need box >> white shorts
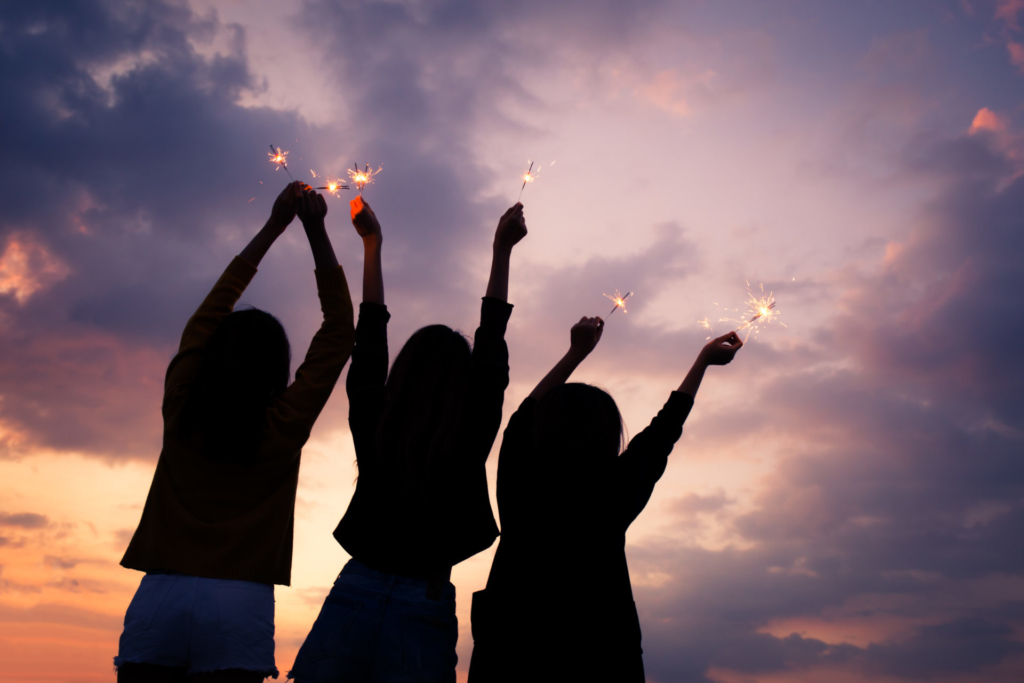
[114,571,278,677]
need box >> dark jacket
[468,391,694,682]
[333,298,513,576]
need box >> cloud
[0,512,49,529]
[1008,41,1024,71]
[969,107,1007,135]
[0,234,70,305]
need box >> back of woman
[289,200,529,683]
[469,318,744,683]
[115,184,356,682]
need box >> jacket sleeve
[611,391,694,528]
[264,265,356,452]
[346,302,391,466]
[458,297,514,464]
[163,256,258,416]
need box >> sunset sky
[2,0,1024,681]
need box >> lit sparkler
[348,163,381,195]
[518,160,536,202]
[268,144,294,181]
[604,290,632,316]
[712,282,786,342]
[314,179,349,195]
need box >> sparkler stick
[518,160,535,202]
[603,290,632,316]
[268,144,295,181]
[348,163,381,196]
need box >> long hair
[180,307,291,464]
[532,383,625,473]
[377,324,472,481]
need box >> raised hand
[350,196,382,243]
[569,316,604,359]
[700,332,743,366]
[296,186,328,226]
[268,181,303,231]
[494,203,527,252]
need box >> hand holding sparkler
[699,331,743,366]
[569,316,605,360]
[296,186,328,228]
[678,332,743,399]
[528,314,603,400]
[296,187,340,271]
[267,181,303,232]
[350,196,382,244]
[494,203,527,252]
[486,203,528,302]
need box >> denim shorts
[288,559,457,683]
[114,571,278,678]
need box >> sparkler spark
[348,163,381,195]
[268,144,294,181]
[518,160,537,202]
[709,282,786,342]
[314,179,350,196]
[603,290,632,316]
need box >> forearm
[485,245,512,302]
[677,355,709,399]
[303,220,339,271]
[529,349,586,401]
[239,219,285,267]
[362,237,384,305]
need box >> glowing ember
[711,282,786,342]
[698,316,714,340]
[268,144,294,181]
[316,178,349,196]
[603,289,632,316]
[348,163,381,195]
[518,160,537,201]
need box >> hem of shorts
[114,657,279,679]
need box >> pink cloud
[995,0,1024,31]
[0,233,70,305]
[968,107,1007,135]
[1008,41,1024,71]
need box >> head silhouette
[532,383,624,472]
[182,308,291,464]
[378,324,472,479]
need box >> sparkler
[348,163,381,195]
[314,179,349,195]
[603,290,632,316]
[268,145,295,181]
[707,282,786,342]
[518,160,536,202]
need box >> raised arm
[265,187,356,451]
[678,331,743,399]
[613,331,743,526]
[238,181,301,269]
[298,186,339,270]
[350,196,383,305]
[485,203,527,302]
[528,317,604,401]
[166,183,299,399]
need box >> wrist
[492,242,514,257]
[566,347,589,363]
[363,234,382,250]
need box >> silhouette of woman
[288,199,528,683]
[468,319,743,683]
[115,183,355,682]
